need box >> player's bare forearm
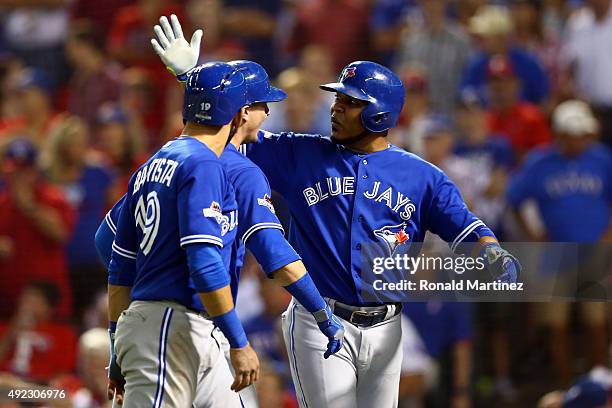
[108,284,132,322]
[198,285,236,317]
[270,260,307,286]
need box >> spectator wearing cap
[66,21,122,128]
[0,280,78,383]
[460,5,550,106]
[561,0,612,147]
[485,54,551,158]
[388,64,432,154]
[0,138,75,320]
[94,103,146,201]
[42,116,115,321]
[0,68,64,146]
[394,0,473,115]
[507,100,611,387]
[51,328,112,407]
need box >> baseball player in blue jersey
[99,15,345,407]
[106,61,256,407]
[146,15,521,408]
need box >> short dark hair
[26,280,61,308]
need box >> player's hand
[316,305,345,359]
[480,243,521,284]
[107,331,125,404]
[151,14,202,76]
[107,377,125,405]
[229,343,260,392]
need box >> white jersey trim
[112,241,137,259]
[450,220,485,253]
[180,234,224,248]
[241,222,284,245]
[105,212,117,234]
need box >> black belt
[332,303,402,328]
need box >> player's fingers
[190,29,203,52]
[159,15,175,42]
[170,14,184,39]
[153,25,170,49]
[151,39,165,57]
[231,372,245,392]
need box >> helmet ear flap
[372,112,389,124]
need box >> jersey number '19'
[135,191,161,255]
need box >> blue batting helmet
[183,62,248,126]
[229,60,287,105]
[320,61,405,133]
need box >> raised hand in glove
[479,243,521,284]
[151,14,202,77]
[314,305,345,359]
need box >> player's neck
[229,130,248,148]
[182,122,231,157]
[345,134,390,154]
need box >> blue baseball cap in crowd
[563,378,609,408]
[14,68,54,96]
[97,103,128,125]
[3,138,38,171]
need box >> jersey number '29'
[135,191,161,255]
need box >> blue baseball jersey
[507,144,612,242]
[109,137,238,311]
[222,143,295,301]
[105,143,297,304]
[247,131,494,305]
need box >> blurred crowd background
[0,0,611,407]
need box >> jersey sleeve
[177,159,228,248]
[246,130,325,195]
[233,165,284,245]
[427,172,495,253]
[506,162,537,209]
[108,189,138,286]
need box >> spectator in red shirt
[0,280,77,383]
[0,138,75,319]
[485,54,551,159]
[287,0,370,71]
[65,21,122,128]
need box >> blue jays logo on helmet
[374,223,410,256]
[339,67,357,82]
[229,60,287,105]
[320,61,405,133]
[183,62,248,126]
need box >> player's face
[330,93,368,144]
[244,102,270,143]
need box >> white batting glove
[151,14,202,76]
